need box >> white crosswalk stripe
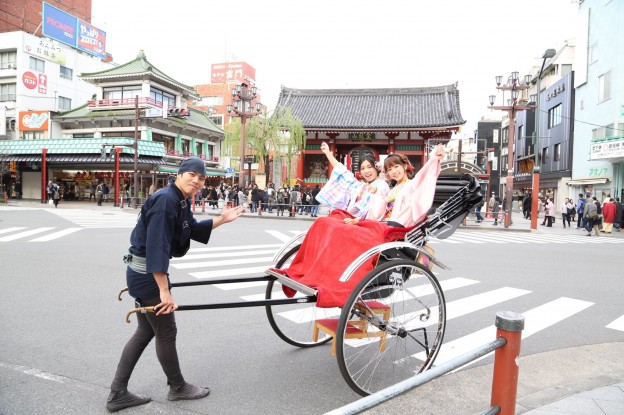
[47,209,139,228]
[0,227,83,242]
[0,227,55,242]
[606,315,624,332]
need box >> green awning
[0,137,165,157]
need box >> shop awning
[1,154,164,164]
[567,178,608,185]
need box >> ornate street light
[226,83,262,188]
[488,71,533,228]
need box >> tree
[223,107,305,185]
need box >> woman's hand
[433,144,446,159]
[366,184,378,194]
[343,217,360,225]
[320,141,339,167]
[320,141,330,155]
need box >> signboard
[42,2,77,48]
[211,62,256,84]
[76,20,106,59]
[244,155,256,164]
[21,71,47,95]
[19,111,50,131]
[348,146,375,174]
[225,167,236,173]
[145,108,163,117]
[23,36,66,65]
[22,71,38,89]
[42,2,106,58]
[590,139,624,160]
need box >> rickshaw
[121,173,483,396]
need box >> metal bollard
[258,201,262,215]
[120,196,124,210]
[291,204,296,216]
[202,198,205,212]
[490,311,524,415]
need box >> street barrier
[325,311,525,415]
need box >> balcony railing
[87,97,169,109]
[164,149,219,163]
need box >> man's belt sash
[123,252,147,274]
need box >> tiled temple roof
[276,84,465,130]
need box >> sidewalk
[3,199,623,414]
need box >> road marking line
[0,227,55,242]
[606,315,624,332]
[188,244,282,253]
[172,249,278,261]
[29,228,83,241]
[171,256,274,269]
[0,227,27,235]
[190,265,271,280]
[266,230,295,242]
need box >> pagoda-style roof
[80,50,198,99]
[276,84,466,130]
[54,104,224,136]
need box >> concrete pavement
[2,199,623,414]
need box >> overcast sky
[91,0,579,135]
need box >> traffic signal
[168,107,190,117]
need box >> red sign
[19,110,50,131]
[22,71,38,89]
[38,73,48,94]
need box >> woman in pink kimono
[271,145,446,308]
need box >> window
[554,143,561,161]
[23,131,44,140]
[0,83,16,101]
[542,147,549,164]
[209,115,223,126]
[60,66,73,80]
[598,71,611,102]
[103,85,142,100]
[589,42,598,64]
[58,96,71,111]
[73,133,94,138]
[150,87,176,109]
[548,104,562,128]
[181,140,190,155]
[0,51,16,69]
[196,142,203,156]
[29,56,45,72]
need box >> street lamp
[226,83,262,189]
[530,48,557,230]
[488,71,533,228]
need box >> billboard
[42,2,106,59]
[19,111,50,131]
[211,62,256,84]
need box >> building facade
[572,0,623,201]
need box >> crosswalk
[0,226,83,242]
[46,209,139,228]
[168,236,624,370]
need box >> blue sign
[42,2,77,48]
[225,168,236,173]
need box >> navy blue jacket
[127,184,213,300]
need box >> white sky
[91,0,579,135]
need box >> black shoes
[168,382,210,401]
[106,390,151,412]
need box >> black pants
[110,297,185,392]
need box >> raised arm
[321,141,339,168]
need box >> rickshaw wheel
[336,259,446,396]
[265,245,333,348]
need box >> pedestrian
[310,184,321,217]
[492,196,501,225]
[276,188,286,216]
[601,198,616,234]
[267,184,275,213]
[474,198,484,223]
[544,197,555,227]
[488,192,496,217]
[583,197,600,236]
[522,193,532,219]
[562,197,574,228]
[90,181,97,202]
[209,186,218,209]
[102,183,110,203]
[576,193,585,229]
[237,187,246,210]
[106,157,245,412]
[614,197,622,232]
[96,182,104,206]
[51,182,61,208]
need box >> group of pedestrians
[569,193,623,236]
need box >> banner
[42,2,77,48]
[19,111,50,131]
[76,20,106,58]
[23,36,66,65]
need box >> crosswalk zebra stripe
[171,256,274,269]
[28,228,83,242]
[266,230,295,242]
[0,227,55,242]
[188,244,282,253]
[189,265,272,280]
[172,249,278,261]
[0,227,27,235]
[420,297,594,366]
[606,315,624,332]
[250,277,481,324]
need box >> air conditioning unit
[7,63,15,69]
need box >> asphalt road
[0,207,622,414]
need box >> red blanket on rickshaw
[280,210,411,308]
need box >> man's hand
[212,204,245,229]
[154,290,178,316]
